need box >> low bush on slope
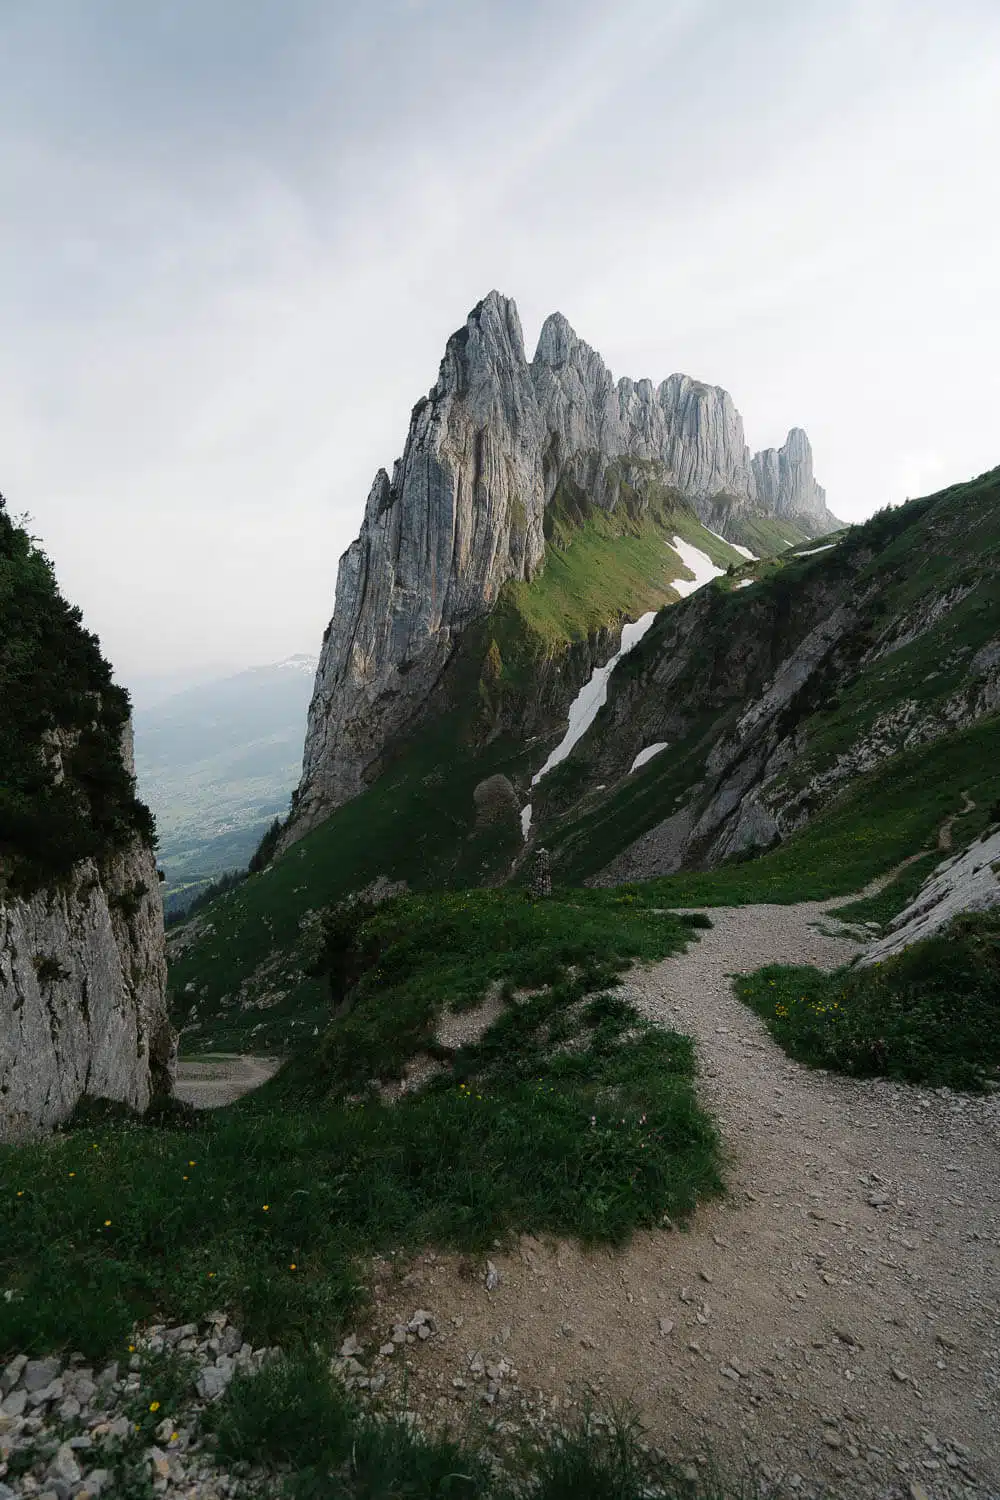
[737,911,1000,1091]
[0,892,720,1363]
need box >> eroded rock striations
[0,799,171,1139]
[289,292,837,840]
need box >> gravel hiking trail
[361,898,1000,1500]
[174,1054,280,1109]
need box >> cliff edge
[0,497,172,1136]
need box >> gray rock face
[0,732,172,1139]
[289,292,834,840]
[863,829,1000,964]
[752,427,834,524]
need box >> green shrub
[249,816,284,875]
[204,1348,355,1470]
[737,911,1000,1090]
[0,495,155,891]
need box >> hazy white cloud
[0,0,998,685]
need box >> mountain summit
[288,292,837,841]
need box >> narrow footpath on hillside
[360,898,1000,1500]
[174,1055,280,1109]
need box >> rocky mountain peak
[751,426,828,521]
[286,292,841,842]
[533,310,585,368]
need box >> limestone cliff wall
[0,838,172,1138]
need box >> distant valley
[131,655,316,914]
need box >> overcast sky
[2,0,998,688]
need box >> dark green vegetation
[0,496,154,893]
[132,658,315,914]
[738,912,1000,1091]
[1,892,719,1363]
[170,719,532,1053]
[205,1351,742,1500]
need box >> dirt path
[938,792,976,851]
[174,1054,281,1109]
[362,901,1000,1500]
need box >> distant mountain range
[132,655,316,914]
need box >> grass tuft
[736,911,1000,1091]
[203,1350,759,1498]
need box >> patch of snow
[520,803,532,840]
[670,537,726,598]
[705,527,757,561]
[735,579,754,589]
[796,543,836,557]
[531,612,657,785]
[629,742,668,774]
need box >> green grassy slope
[539,468,1000,884]
[487,474,745,690]
[738,910,1000,1091]
[726,511,814,556]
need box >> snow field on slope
[705,526,757,561]
[528,539,723,791]
[530,611,657,786]
[629,742,668,773]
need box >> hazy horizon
[2,0,998,682]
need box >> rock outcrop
[863,829,1000,964]
[0,496,173,1136]
[544,476,1000,889]
[289,292,836,841]
[751,427,829,521]
[0,836,172,1139]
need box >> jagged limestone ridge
[288,291,836,841]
